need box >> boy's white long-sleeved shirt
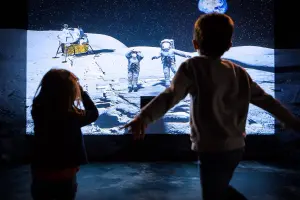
[139,56,296,152]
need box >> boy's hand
[152,56,158,60]
[120,116,147,140]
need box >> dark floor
[0,162,300,200]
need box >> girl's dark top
[31,91,99,170]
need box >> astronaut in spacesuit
[57,24,74,55]
[125,49,144,92]
[152,39,192,86]
[58,24,74,43]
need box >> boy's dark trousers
[31,175,77,200]
[199,147,247,200]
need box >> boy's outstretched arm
[247,72,300,131]
[139,62,193,125]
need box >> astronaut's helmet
[161,42,171,51]
[131,52,137,58]
[63,24,68,29]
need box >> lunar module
[53,24,95,63]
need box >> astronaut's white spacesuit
[58,24,74,44]
[125,49,144,92]
[152,39,191,86]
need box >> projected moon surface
[20,30,299,135]
[0,0,298,136]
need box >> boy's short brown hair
[194,13,234,57]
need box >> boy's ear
[192,40,199,50]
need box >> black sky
[28,0,274,51]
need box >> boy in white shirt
[122,13,300,200]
